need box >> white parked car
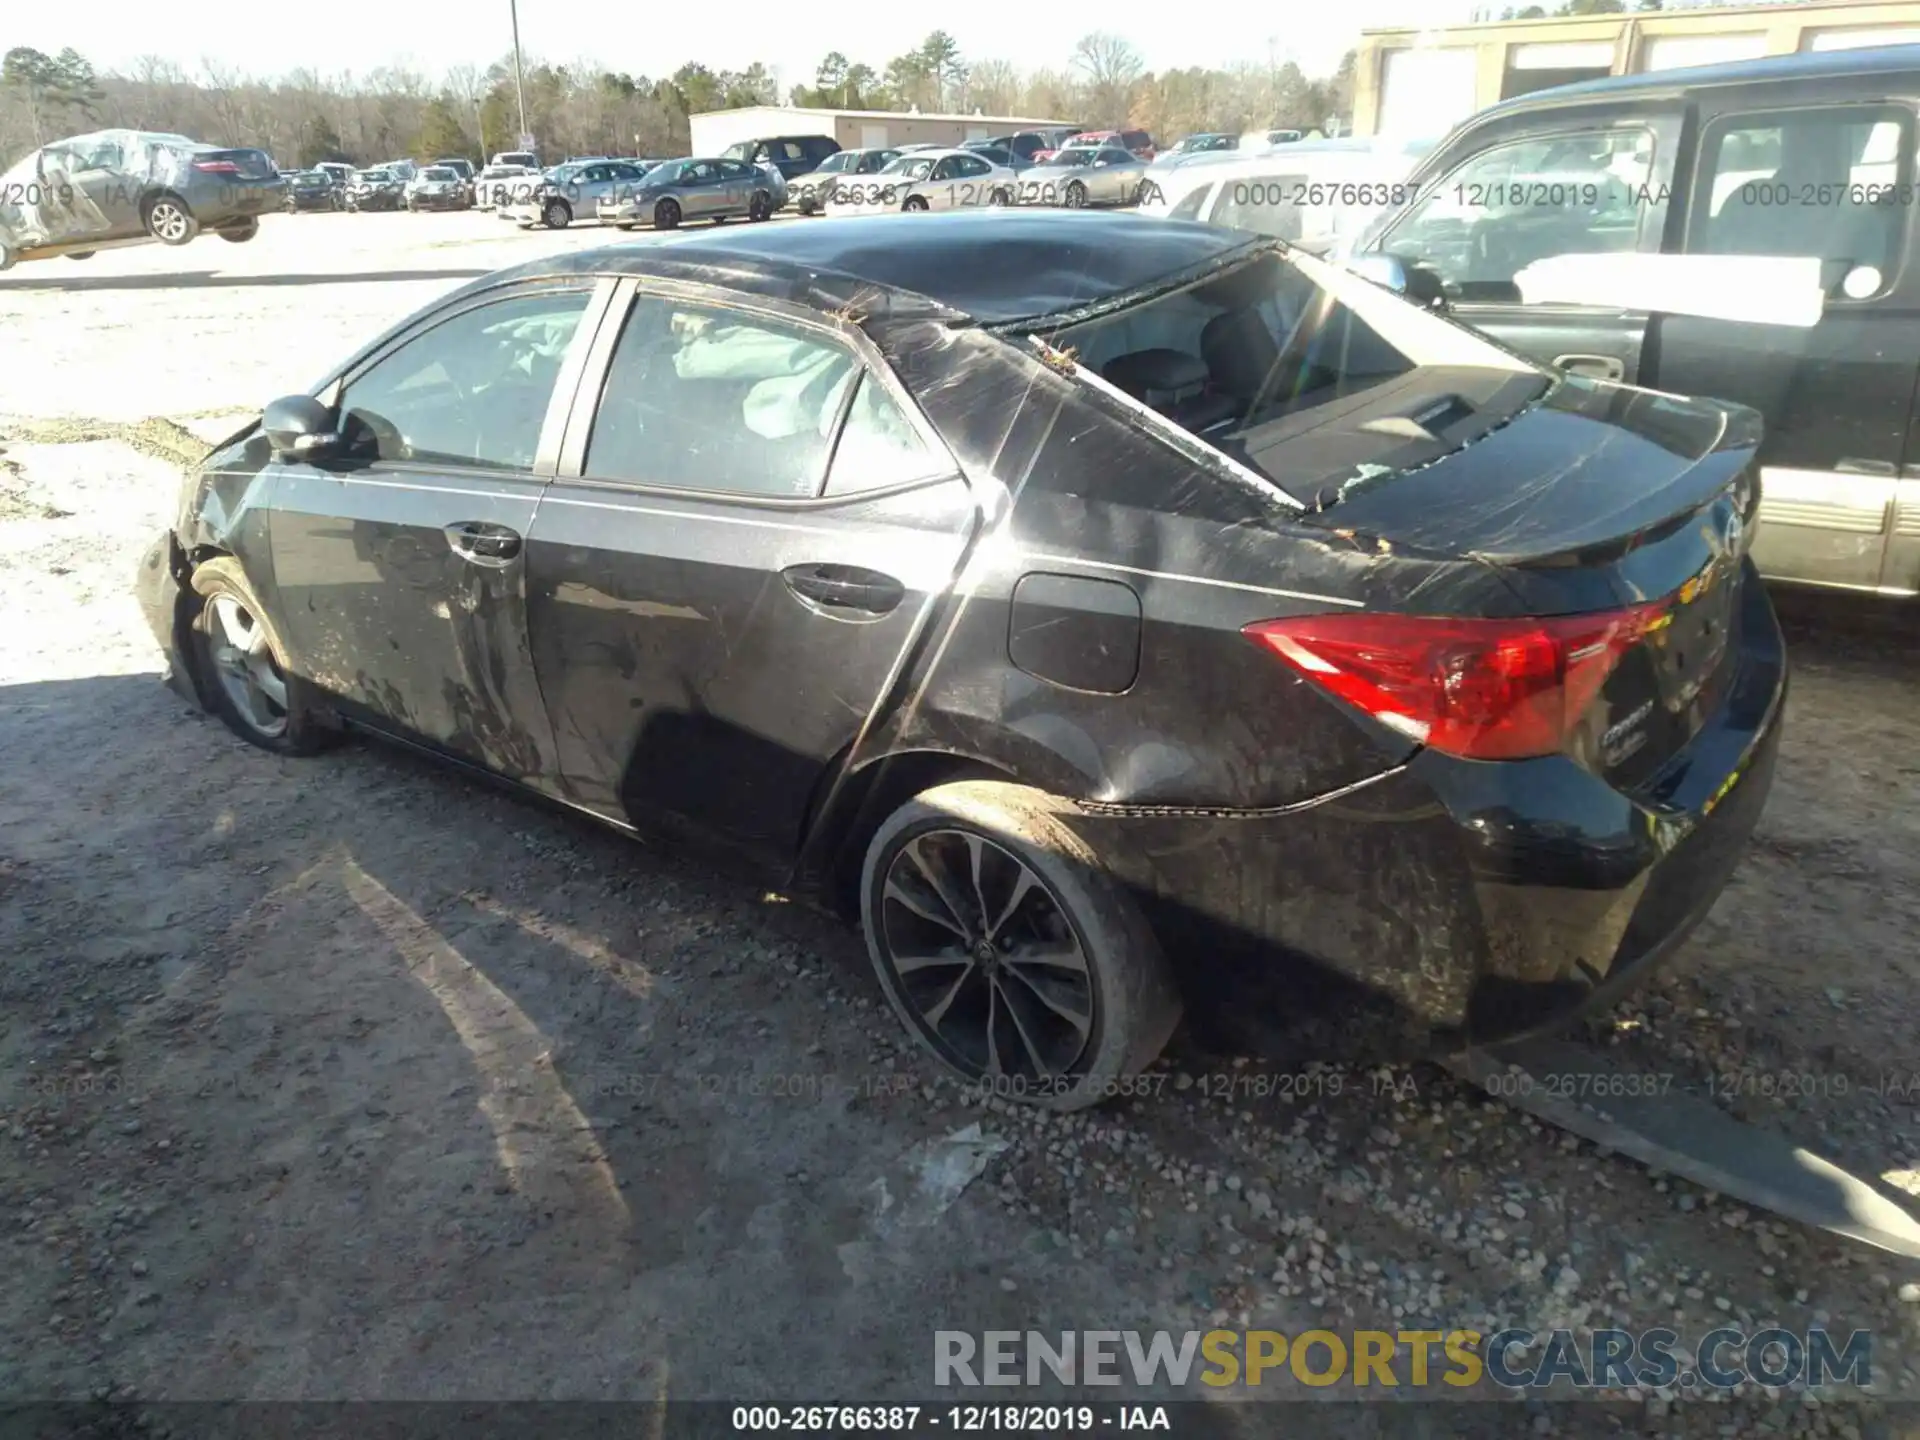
[1139,138,1435,258]
[823,147,1020,216]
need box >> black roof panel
[513,210,1260,323]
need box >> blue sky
[12,0,1483,88]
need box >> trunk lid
[1298,377,1765,791]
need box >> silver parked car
[789,146,902,215]
[1014,144,1148,209]
[501,159,655,229]
[822,147,1020,217]
[405,165,470,211]
[596,158,784,230]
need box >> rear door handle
[1554,353,1626,381]
[444,521,522,566]
[782,563,904,616]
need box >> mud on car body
[135,210,1786,1110]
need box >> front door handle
[444,521,522,566]
[1554,353,1626,381]
[783,563,904,616]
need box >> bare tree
[1071,32,1144,126]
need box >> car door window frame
[1374,117,1669,307]
[316,277,621,480]
[555,276,963,508]
[1681,99,1916,305]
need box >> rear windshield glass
[1040,246,1544,503]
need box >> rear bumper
[1074,564,1789,1047]
[200,181,286,222]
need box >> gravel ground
[5,211,1920,1438]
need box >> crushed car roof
[494,210,1262,324]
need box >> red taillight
[193,158,240,174]
[1244,604,1670,761]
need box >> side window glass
[960,155,992,177]
[1381,128,1654,302]
[339,290,592,471]
[586,298,857,498]
[1169,183,1214,221]
[824,373,944,496]
[1688,106,1910,296]
[1213,174,1307,241]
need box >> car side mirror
[263,395,341,462]
[1350,254,1409,294]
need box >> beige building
[1353,0,1920,138]
[689,106,1074,157]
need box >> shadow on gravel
[0,269,494,292]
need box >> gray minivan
[720,134,841,182]
[1346,46,1920,600]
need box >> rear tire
[0,242,16,272]
[749,190,772,222]
[903,195,929,212]
[65,250,96,261]
[143,194,199,245]
[188,558,339,756]
[860,780,1181,1112]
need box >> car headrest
[1101,348,1210,404]
[1201,309,1279,400]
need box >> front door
[269,281,611,784]
[679,161,726,219]
[1656,97,1920,595]
[1367,109,1683,386]
[524,284,980,855]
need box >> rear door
[1657,91,1920,595]
[269,279,614,785]
[523,281,981,853]
[1366,105,1684,385]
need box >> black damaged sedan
[136,211,1785,1109]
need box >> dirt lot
[5,210,1920,1436]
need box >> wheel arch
[799,744,1018,920]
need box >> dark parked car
[284,169,342,212]
[0,128,283,267]
[346,167,405,212]
[135,210,1785,1110]
[1348,44,1920,600]
[993,126,1086,164]
[720,134,840,181]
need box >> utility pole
[509,0,531,151]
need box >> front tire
[654,197,681,230]
[1064,180,1088,209]
[143,194,199,245]
[542,198,571,229]
[216,219,259,243]
[188,558,338,756]
[65,250,96,261]
[903,195,930,212]
[861,780,1181,1112]
[749,189,772,222]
